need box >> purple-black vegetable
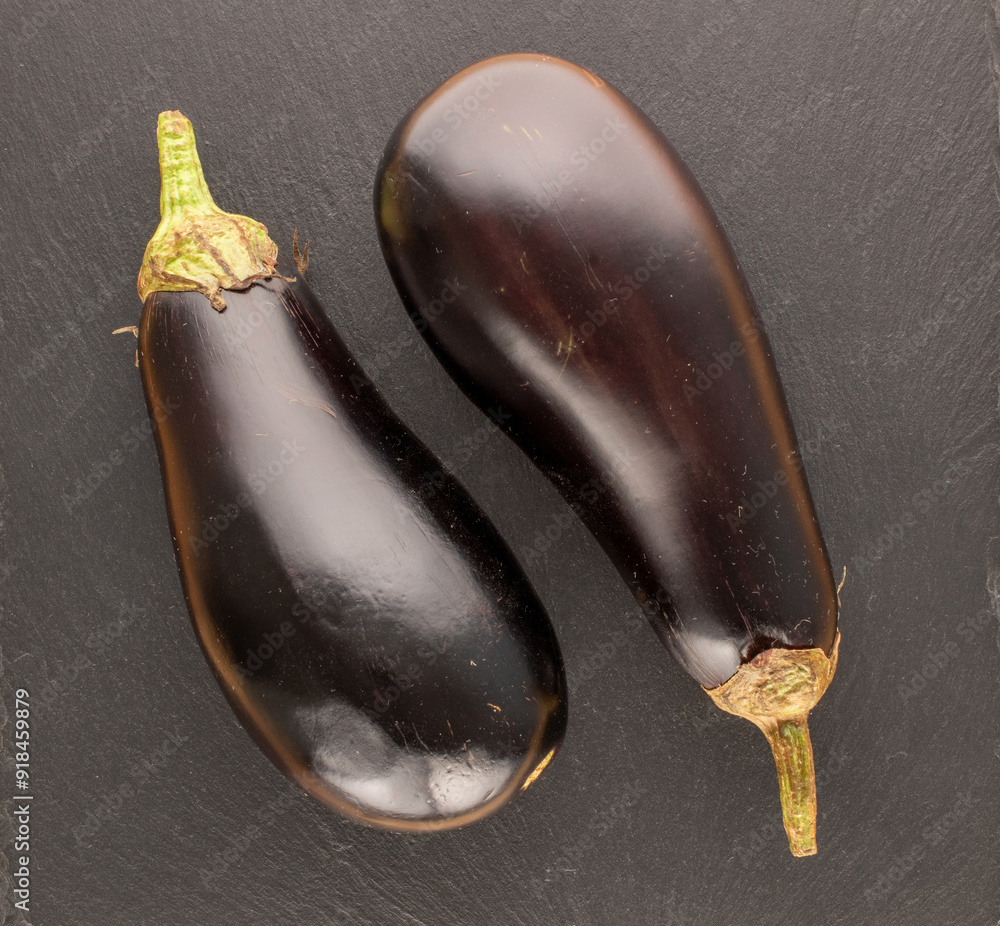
[129,111,566,831]
[375,54,840,854]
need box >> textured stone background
[1,1,998,923]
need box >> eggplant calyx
[137,110,279,311]
[704,632,840,857]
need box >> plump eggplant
[375,54,840,854]
[129,111,566,830]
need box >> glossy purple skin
[138,258,566,829]
[375,53,837,689]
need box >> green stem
[755,714,817,857]
[136,110,279,310]
[157,111,217,217]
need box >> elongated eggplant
[375,54,840,854]
[130,111,566,830]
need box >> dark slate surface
[2,1,998,924]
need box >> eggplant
[375,54,840,855]
[130,111,566,830]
